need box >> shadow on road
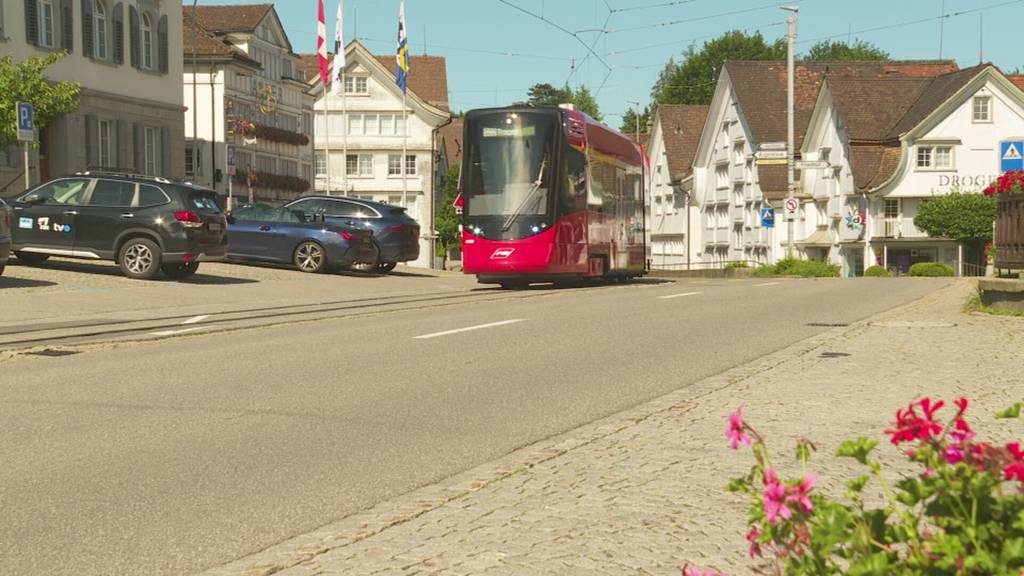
[9,260,259,285]
[0,277,59,289]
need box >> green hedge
[752,258,841,278]
[724,262,749,269]
[909,262,955,277]
[864,265,891,277]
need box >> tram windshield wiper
[502,156,547,232]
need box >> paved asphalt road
[0,277,950,575]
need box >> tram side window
[588,156,617,214]
[562,146,587,215]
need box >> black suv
[9,173,227,280]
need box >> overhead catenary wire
[357,36,574,62]
[608,0,701,14]
[605,20,787,57]
[603,0,808,34]
[799,0,1024,45]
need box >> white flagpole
[402,91,408,209]
[342,71,348,195]
[324,84,331,196]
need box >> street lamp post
[191,0,199,183]
[782,5,799,257]
[627,100,641,143]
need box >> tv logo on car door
[490,248,515,260]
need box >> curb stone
[197,281,966,576]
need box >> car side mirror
[22,194,45,205]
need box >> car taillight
[338,231,356,240]
[384,225,404,232]
[173,211,204,228]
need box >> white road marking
[755,282,781,287]
[181,315,211,325]
[658,291,702,300]
[414,319,524,340]
[149,327,209,337]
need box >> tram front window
[464,112,556,225]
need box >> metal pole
[191,0,198,181]
[402,91,408,208]
[23,144,30,190]
[324,84,331,195]
[342,71,348,194]
[784,7,798,257]
[210,65,216,189]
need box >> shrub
[752,264,778,277]
[863,265,891,277]
[775,258,841,278]
[682,399,1024,576]
[909,262,955,277]
[725,262,750,269]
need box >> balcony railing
[876,218,902,238]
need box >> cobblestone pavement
[201,280,1022,576]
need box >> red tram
[458,105,647,288]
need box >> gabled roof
[298,43,450,111]
[183,4,274,35]
[655,104,710,182]
[724,60,959,148]
[438,118,465,161]
[1010,75,1024,92]
[181,13,261,69]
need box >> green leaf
[837,437,879,465]
[846,475,871,494]
[997,402,1023,419]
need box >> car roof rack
[75,171,173,184]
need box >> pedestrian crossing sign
[1001,140,1024,172]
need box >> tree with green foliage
[523,82,602,121]
[914,192,997,266]
[804,39,890,61]
[620,105,651,139]
[651,31,786,105]
[435,165,461,258]
[0,52,80,147]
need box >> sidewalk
[201,280,1023,576]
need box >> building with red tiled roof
[686,59,966,271]
[801,63,1024,277]
[303,40,453,269]
[182,4,316,204]
[646,104,710,269]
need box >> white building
[183,4,315,205]
[1,0,185,196]
[802,64,1024,276]
[645,104,708,269]
[303,41,451,269]
[690,60,960,269]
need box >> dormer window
[344,76,368,94]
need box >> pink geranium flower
[786,473,816,513]
[944,446,964,464]
[746,526,763,559]
[726,405,753,450]
[762,468,792,524]
[681,564,730,576]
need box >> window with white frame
[733,184,743,206]
[98,120,112,167]
[883,198,899,219]
[344,76,368,94]
[347,114,363,136]
[38,0,55,47]
[405,154,416,175]
[916,145,954,170]
[184,146,200,176]
[732,141,744,165]
[279,159,298,177]
[346,154,372,176]
[972,96,992,123]
[314,151,326,176]
[719,123,729,148]
[94,1,109,59]
[141,12,154,70]
[715,164,729,189]
[387,154,402,176]
[144,127,158,175]
[380,114,394,135]
[255,154,275,173]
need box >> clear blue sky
[197,0,1023,128]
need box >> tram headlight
[531,226,540,233]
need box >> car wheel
[351,242,381,273]
[15,251,50,266]
[376,261,397,273]
[161,261,200,280]
[118,238,162,280]
[294,241,328,273]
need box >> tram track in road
[0,280,660,356]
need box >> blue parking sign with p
[1001,140,1024,173]
[16,102,34,142]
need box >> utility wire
[358,36,574,62]
[496,0,612,73]
[799,0,1024,45]
[609,0,700,14]
[604,0,808,34]
[606,20,787,56]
